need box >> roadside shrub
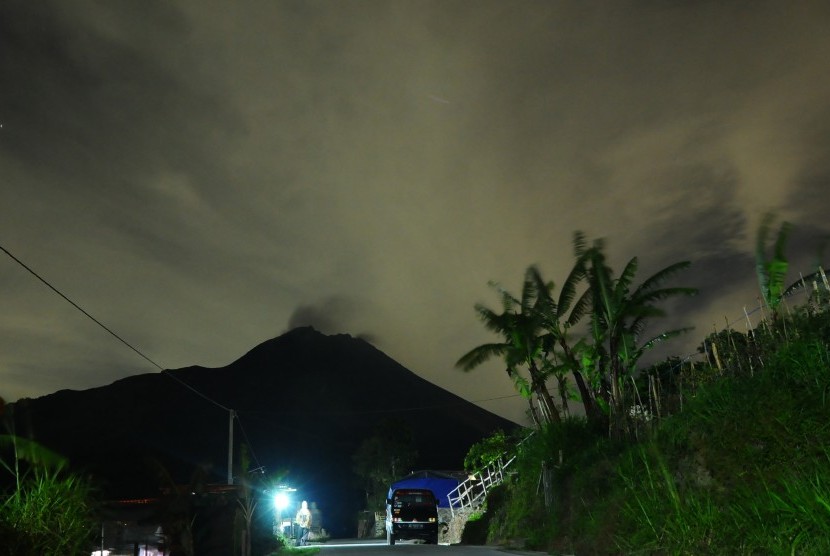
[0,466,95,556]
[1,401,96,556]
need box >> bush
[0,467,95,555]
[1,412,96,556]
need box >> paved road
[312,539,543,556]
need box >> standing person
[295,500,312,546]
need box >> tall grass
[0,470,95,556]
[1,407,96,556]
[613,337,830,554]
[616,446,830,555]
[476,309,830,554]
[733,465,830,554]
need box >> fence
[623,267,830,429]
[446,454,516,516]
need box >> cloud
[3,0,830,426]
[286,296,377,345]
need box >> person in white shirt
[295,500,312,546]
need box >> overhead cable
[0,241,229,412]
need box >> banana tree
[524,254,601,426]
[756,212,792,320]
[583,244,697,438]
[457,272,561,427]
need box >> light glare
[274,492,289,510]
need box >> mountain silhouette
[9,327,517,536]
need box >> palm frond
[634,261,692,296]
[632,286,698,306]
[566,288,592,327]
[773,219,792,262]
[474,305,511,335]
[511,373,532,398]
[0,435,67,472]
[558,256,587,315]
[616,257,639,293]
[627,308,668,337]
[755,213,774,299]
[487,280,519,313]
[519,268,538,311]
[589,251,618,330]
[754,213,792,309]
[572,230,587,257]
[525,265,553,306]
[456,343,509,371]
[639,327,694,352]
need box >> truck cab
[385,488,439,545]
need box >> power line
[161,370,230,412]
[0,241,229,412]
[0,242,514,475]
[0,242,165,372]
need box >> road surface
[314,539,545,556]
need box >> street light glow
[274,492,290,511]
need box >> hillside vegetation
[459,218,830,554]
[475,307,830,554]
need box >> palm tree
[236,446,260,556]
[582,242,697,438]
[526,256,601,422]
[457,271,561,427]
[756,212,792,321]
[352,419,418,510]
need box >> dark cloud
[2,0,830,423]
[286,296,377,345]
[786,116,830,235]
[0,0,241,220]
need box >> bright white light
[274,492,290,510]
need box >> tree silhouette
[581,240,697,438]
[457,270,562,427]
[755,212,792,321]
[352,419,418,510]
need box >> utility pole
[228,409,236,485]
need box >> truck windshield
[393,492,435,506]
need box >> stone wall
[443,507,476,545]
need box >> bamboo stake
[758,297,772,336]
[819,266,830,309]
[703,334,712,366]
[744,306,754,339]
[650,373,661,420]
[712,341,723,373]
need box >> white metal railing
[447,454,516,516]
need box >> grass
[268,547,321,556]
[475,310,830,555]
[0,404,96,556]
[0,457,96,556]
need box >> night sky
[2,1,830,425]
